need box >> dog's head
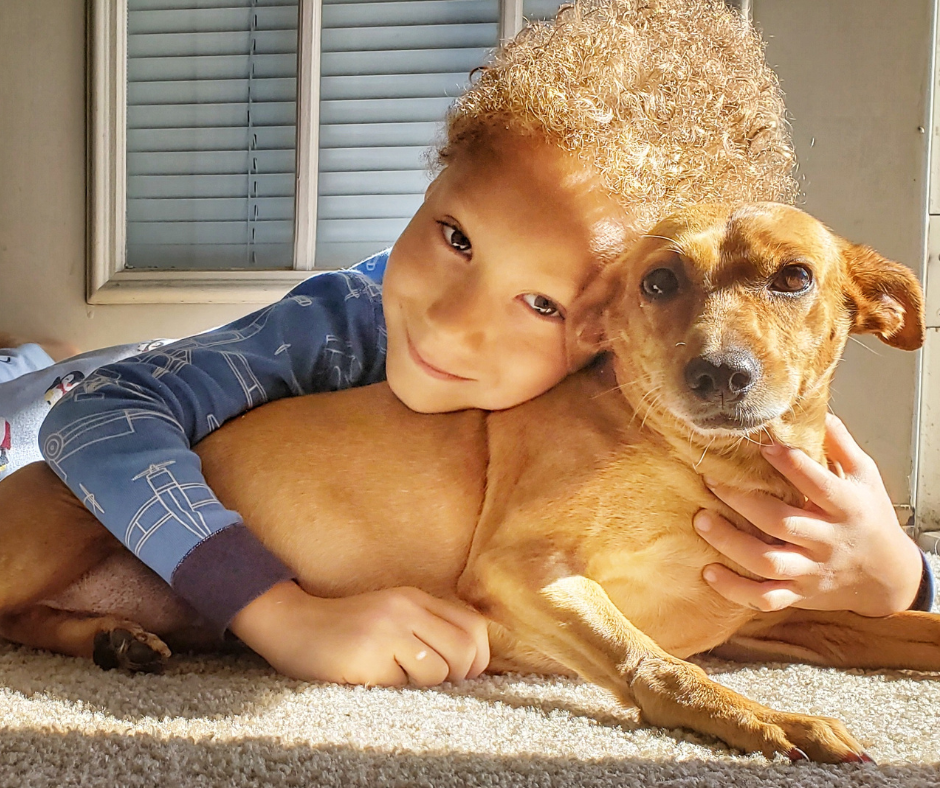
[572,202,924,446]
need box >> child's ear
[844,242,925,351]
[565,264,619,370]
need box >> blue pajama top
[39,254,390,632]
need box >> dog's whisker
[638,392,664,431]
[693,435,716,469]
[847,335,882,356]
[643,393,669,432]
[641,234,686,254]
[592,383,627,401]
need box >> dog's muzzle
[682,351,764,429]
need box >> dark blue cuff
[171,524,295,635]
[909,549,935,612]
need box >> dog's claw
[787,748,810,762]
[841,752,876,765]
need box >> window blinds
[126,0,299,270]
[522,1,562,20]
[315,0,499,269]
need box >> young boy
[31,0,931,686]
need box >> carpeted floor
[1,558,938,787]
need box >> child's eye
[521,293,563,319]
[440,223,472,254]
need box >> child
[32,0,930,686]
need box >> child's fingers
[693,511,816,579]
[701,562,803,612]
[702,484,828,547]
[361,663,409,688]
[758,442,850,518]
[394,635,453,688]
[823,413,877,479]
[413,593,491,681]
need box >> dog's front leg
[466,559,869,763]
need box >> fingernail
[693,512,712,533]
[703,567,718,584]
[761,443,784,457]
[702,476,718,488]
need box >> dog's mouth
[681,404,786,435]
[627,375,792,438]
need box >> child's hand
[693,413,923,617]
[230,581,490,686]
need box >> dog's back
[197,381,489,602]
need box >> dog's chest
[570,450,754,658]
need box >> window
[88,0,536,303]
[315,0,503,269]
[125,0,301,273]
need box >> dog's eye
[770,265,813,294]
[641,268,680,300]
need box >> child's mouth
[406,333,473,382]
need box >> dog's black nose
[684,352,760,402]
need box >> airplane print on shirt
[319,335,364,390]
[41,405,183,481]
[35,268,388,587]
[123,298,300,409]
[125,460,218,557]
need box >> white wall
[754,0,933,507]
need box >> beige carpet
[2,559,939,787]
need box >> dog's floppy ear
[565,263,622,370]
[844,242,925,351]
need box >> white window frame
[87,0,523,304]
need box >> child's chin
[387,378,455,414]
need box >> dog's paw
[93,626,171,674]
[760,711,871,764]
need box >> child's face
[383,134,630,413]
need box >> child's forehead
[440,133,635,245]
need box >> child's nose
[425,280,490,349]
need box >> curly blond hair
[436,0,797,230]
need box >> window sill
[87,268,315,304]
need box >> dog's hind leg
[0,461,121,609]
[0,604,171,673]
[711,609,940,671]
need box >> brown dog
[0,202,937,763]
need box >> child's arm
[40,270,386,628]
[40,266,490,684]
[693,414,933,616]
